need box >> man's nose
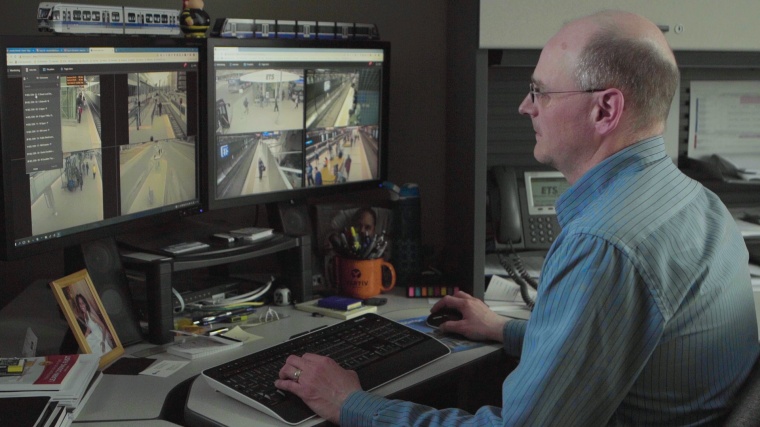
[518,94,533,116]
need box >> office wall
[0,0,448,309]
[480,0,760,51]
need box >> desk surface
[74,291,504,426]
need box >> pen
[197,311,233,323]
[193,307,256,325]
[361,234,378,259]
[350,227,361,250]
[228,314,253,323]
[170,329,242,343]
[207,327,230,336]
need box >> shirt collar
[555,136,668,226]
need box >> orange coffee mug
[334,257,396,299]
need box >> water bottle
[392,183,422,287]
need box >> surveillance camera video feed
[122,71,196,215]
[0,37,201,259]
[209,41,387,208]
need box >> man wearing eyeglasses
[275,10,760,426]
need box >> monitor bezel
[0,35,205,261]
[202,37,391,211]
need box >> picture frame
[312,202,394,290]
[50,269,124,368]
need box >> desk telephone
[487,166,570,308]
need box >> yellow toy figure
[180,0,210,38]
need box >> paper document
[485,275,532,321]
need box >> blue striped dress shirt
[340,136,760,426]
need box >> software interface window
[5,44,199,249]
[210,45,385,203]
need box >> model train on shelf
[210,18,379,40]
[37,2,181,35]
[36,3,379,40]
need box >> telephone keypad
[527,216,557,246]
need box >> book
[317,296,363,311]
[0,354,99,415]
[167,334,243,360]
[0,395,51,427]
[295,298,378,320]
[0,355,95,392]
[229,226,274,241]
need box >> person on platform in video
[74,293,114,356]
[274,10,760,426]
[306,161,315,186]
[179,0,210,38]
[344,155,352,178]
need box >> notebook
[295,298,377,320]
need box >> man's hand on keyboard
[275,353,361,424]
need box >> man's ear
[592,89,624,136]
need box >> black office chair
[724,356,760,426]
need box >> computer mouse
[426,308,463,328]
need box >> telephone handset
[489,166,523,244]
[487,166,570,309]
[487,165,567,251]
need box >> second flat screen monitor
[206,39,389,210]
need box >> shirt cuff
[503,318,527,357]
[341,390,394,427]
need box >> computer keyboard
[201,313,450,425]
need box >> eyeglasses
[529,83,606,103]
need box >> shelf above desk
[119,230,312,345]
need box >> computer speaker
[268,201,312,236]
[80,237,143,346]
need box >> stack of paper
[0,354,100,409]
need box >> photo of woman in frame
[50,269,124,368]
[72,291,115,355]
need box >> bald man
[275,11,760,426]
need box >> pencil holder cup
[333,257,396,299]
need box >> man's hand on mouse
[431,290,509,343]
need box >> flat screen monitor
[0,36,202,260]
[204,38,390,210]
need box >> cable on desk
[173,287,186,313]
[195,276,274,308]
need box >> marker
[170,329,242,343]
[192,307,256,325]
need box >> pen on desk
[228,314,253,323]
[207,327,230,336]
[193,307,256,325]
[170,329,242,343]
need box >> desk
[72,291,510,426]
